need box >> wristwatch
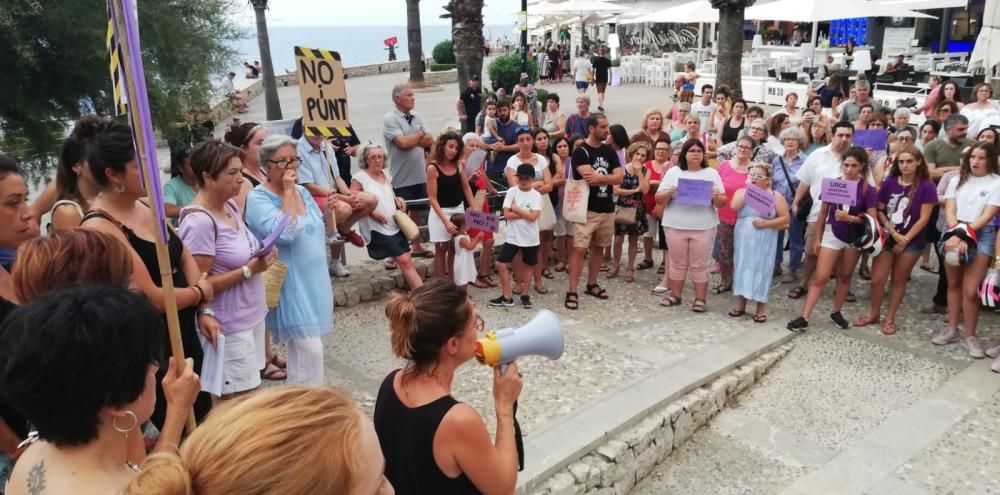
[241,265,252,280]
[197,307,216,318]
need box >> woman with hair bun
[33,115,106,230]
[125,387,393,495]
[375,279,522,494]
[224,121,268,212]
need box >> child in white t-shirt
[451,213,482,288]
[490,164,542,309]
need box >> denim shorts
[937,224,996,263]
[575,81,589,90]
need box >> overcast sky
[235,1,516,27]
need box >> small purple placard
[853,129,889,151]
[466,208,499,233]
[675,178,714,206]
[820,177,858,206]
[745,184,775,216]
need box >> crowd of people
[1,54,999,494]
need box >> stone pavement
[631,266,1000,495]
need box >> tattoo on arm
[27,460,46,495]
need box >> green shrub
[535,88,550,111]
[487,54,538,92]
[429,64,456,72]
[432,40,455,65]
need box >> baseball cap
[470,74,480,81]
[520,72,529,80]
[516,164,535,178]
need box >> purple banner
[820,177,858,206]
[745,184,775,216]
[466,208,499,233]
[853,129,889,152]
[111,0,168,243]
[675,178,714,206]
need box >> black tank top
[374,370,480,495]
[721,117,745,145]
[432,163,465,208]
[81,209,213,428]
[242,171,261,188]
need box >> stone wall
[526,343,796,495]
[424,68,458,86]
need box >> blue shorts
[575,81,589,90]
[393,183,428,211]
[977,225,997,257]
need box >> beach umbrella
[532,0,628,51]
[620,0,719,24]
[967,0,999,74]
[745,0,936,22]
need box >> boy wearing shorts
[490,164,542,308]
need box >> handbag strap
[777,156,795,196]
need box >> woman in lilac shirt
[180,140,276,399]
[787,147,879,332]
[854,145,936,335]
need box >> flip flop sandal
[554,263,567,272]
[542,268,555,279]
[584,283,610,299]
[636,259,654,270]
[692,299,707,313]
[261,363,287,381]
[412,250,435,258]
[728,308,746,317]
[881,321,897,335]
[660,295,683,307]
[471,278,491,289]
[753,314,768,323]
[535,286,549,294]
[787,286,807,299]
[564,292,579,310]
[853,314,880,327]
[384,260,398,270]
[658,263,666,274]
[845,292,857,303]
[624,270,635,283]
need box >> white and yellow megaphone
[474,310,565,367]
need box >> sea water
[231,24,514,73]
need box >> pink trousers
[665,228,715,284]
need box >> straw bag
[394,211,420,241]
[263,259,287,310]
[538,195,556,231]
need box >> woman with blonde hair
[125,387,393,495]
[630,108,667,147]
[375,279,522,494]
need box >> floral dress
[615,167,649,236]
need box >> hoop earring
[113,185,126,194]
[112,410,138,434]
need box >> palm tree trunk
[712,0,755,100]
[449,0,484,96]
[252,2,282,120]
[406,0,425,86]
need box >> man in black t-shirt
[591,47,612,112]
[457,75,482,134]
[565,113,622,310]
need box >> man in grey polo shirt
[838,80,886,124]
[383,83,435,256]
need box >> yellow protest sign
[295,46,355,138]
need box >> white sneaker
[931,327,961,346]
[329,263,351,278]
[986,341,1000,359]
[962,336,985,359]
[992,355,1000,373]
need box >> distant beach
[231,24,514,74]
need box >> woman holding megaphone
[375,279,523,495]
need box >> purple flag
[110,0,168,243]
